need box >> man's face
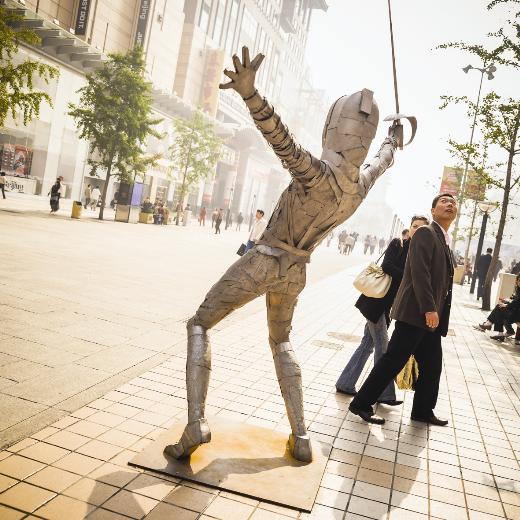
[256,211,262,220]
[431,196,457,224]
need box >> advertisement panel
[135,0,152,46]
[74,0,92,35]
[200,49,225,117]
[440,166,486,201]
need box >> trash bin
[71,201,83,219]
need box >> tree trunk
[175,136,192,226]
[481,108,520,310]
[99,158,114,221]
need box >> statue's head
[321,89,379,168]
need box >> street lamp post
[451,62,496,254]
[470,201,498,295]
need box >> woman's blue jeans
[336,313,396,402]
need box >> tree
[169,110,222,225]
[68,47,161,220]
[479,94,520,309]
[0,7,58,127]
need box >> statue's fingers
[223,69,237,80]
[232,54,243,72]
[242,46,251,67]
[251,53,265,71]
[219,81,233,90]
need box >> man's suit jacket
[476,253,492,278]
[391,223,455,336]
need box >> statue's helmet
[321,89,379,169]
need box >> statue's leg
[165,250,278,459]
[267,266,311,462]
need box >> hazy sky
[305,0,517,225]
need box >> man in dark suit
[349,193,457,426]
[476,248,493,300]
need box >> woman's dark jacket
[355,237,409,324]
[504,287,520,322]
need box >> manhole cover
[327,332,362,343]
[311,340,344,350]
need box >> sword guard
[384,113,417,149]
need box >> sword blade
[387,0,400,115]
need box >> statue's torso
[262,165,362,253]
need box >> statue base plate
[128,416,331,512]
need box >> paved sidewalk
[0,262,519,519]
[0,203,361,448]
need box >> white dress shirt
[249,217,267,242]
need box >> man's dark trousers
[351,320,443,418]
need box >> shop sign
[135,0,152,46]
[201,49,225,117]
[74,0,92,35]
[4,175,37,194]
[440,166,486,201]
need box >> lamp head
[486,64,496,80]
[462,64,473,73]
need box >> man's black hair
[486,247,493,253]
[257,209,265,216]
[431,192,456,208]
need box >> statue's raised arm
[220,47,322,186]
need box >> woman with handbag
[336,216,429,404]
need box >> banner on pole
[74,0,92,35]
[135,0,152,47]
[440,166,486,201]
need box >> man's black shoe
[377,399,403,406]
[411,414,448,426]
[336,387,357,396]
[349,403,385,425]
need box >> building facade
[1,0,328,219]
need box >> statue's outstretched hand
[219,46,265,99]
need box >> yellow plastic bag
[395,356,419,390]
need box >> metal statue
[164,46,405,463]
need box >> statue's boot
[164,318,212,459]
[270,341,313,463]
[164,418,211,458]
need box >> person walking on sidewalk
[84,184,91,209]
[363,234,371,255]
[336,215,429,405]
[199,207,207,226]
[369,235,377,255]
[49,176,63,213]
[90,185,101,210]
[0,172,6,199]
[244,209,267,252]
[476,248,493,300]
[236,211,244,231]
[214,209,223,234]
[378,236,386,254]
[349,193,457,426]
[477,273,520,343]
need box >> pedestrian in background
[336,215,429,404]
[244,209,267,252]
[49,176,63,213]
[349,193,457,426]
[476,247,493,300]
[378,236,386,254]
[90,186,101,210]
[363,235,370,255]
[345,234,355,255]
[236,212,244,231]
[215,209,223,234]
[0,172,6,199]
[199,207,207,226]
[84,184,91,209]
[211,208,218,228]
[369,235,377,255]
[338,230,347,253]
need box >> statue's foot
[164,419,211,459]
[288,433,312,463]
